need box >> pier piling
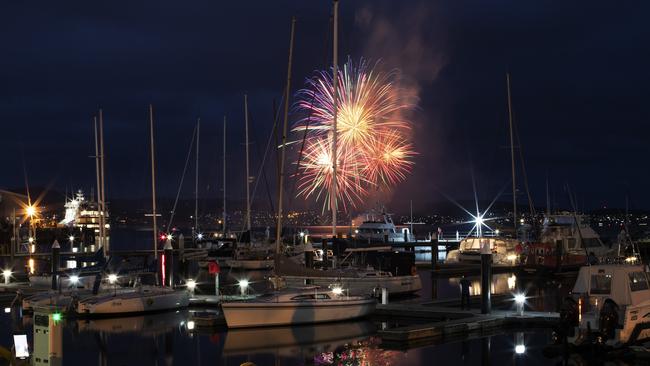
[480,239,492,314]
[51,240,60,291]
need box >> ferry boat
[221,286,376,328]
[355,211,413,243]
[561,259,650,346]
[521,214,612,274]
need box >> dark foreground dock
[375,303,559,349]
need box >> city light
[514,293,526,304]
[108,274,118,284]
[26,205,36,217]
[197,233,204,240]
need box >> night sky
[1,0,649,214]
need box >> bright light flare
[68,236,75,242]
[2,269,11,279]
[26,205,36,217]
[187,320,195,330]
[107,274,118,284]
[186,279,197,291]
[515,344,526,354]
[197,233,204,240]
[514,293,526,304]
[332,286,343,295]
[69,275,80,285]
[238,279,249,289]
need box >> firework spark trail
[293,58,416,210]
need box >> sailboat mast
[93,116,102,253]
[222,116,227,234]
[331,0,339,237]
[275,17,296,253]
[244,95,251,232]
[99,109,107,256]
[149,105,158,260]
[195,118,200,240]
[546,174,550,216]
[506,73,517,234]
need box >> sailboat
[222,9,376,328]
[74,105,190,316]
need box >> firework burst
[293,58,416,210]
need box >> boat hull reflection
[223,320,375,356]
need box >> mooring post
[51,240,60,291]
[381,288,388,304]
[480,239,492,314]
[431,234,439,270]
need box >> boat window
[629,272,649,292]
[567,238,577,249]
[590,274,612,294]
[291,294,315,301]
[314,294,331,300]
[583,238,602,248]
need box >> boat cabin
[572,264,650,311]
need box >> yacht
[446,236,521,265]
[521,214,612,274]
[355,211,413,243]
[562,260,650,345]
[221,286,376,328]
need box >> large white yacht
[355,211,413,243]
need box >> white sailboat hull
[77,287,190,315]
[281,274,421,296]
[222,298,376,328]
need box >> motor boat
[355,211,413,243]
[521,214,613,274]
[76,285,190,316]
[561,259,650,346]
[221,286,376,328]
[446,236,521,265]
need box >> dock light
[514,293,526,316]
[197,233,204,240]
[238,279,249,296]
[299,231,305,238]
[28,259,35,274]
[4,307,10,313]
[2,269,11,279]
[28,237,34,244]
[187,320,195,330]
[186,279,197,291]
[52,312,62,323]
[69,275,80,286]
[68,235,74,242]
[167,234,173,241]
[332,286,343,295]
[355,229,359,234]
[108,274,118,284]
[625,256,637,263]
[506,254,518,262]
[495,229,500,236]
[515,344,526,354]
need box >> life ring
[411,266,417,276]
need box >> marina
[1,0,649,365]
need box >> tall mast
[195,118,200,240]
[244,95,251,232]
[99,109,107,256]
[331,0,339,237]
[506,73,517,234]
[94,116,101,251]
[545,173,550,216]
[149,105,158,260]
[275,17,296,253]
[222,116,227,235]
